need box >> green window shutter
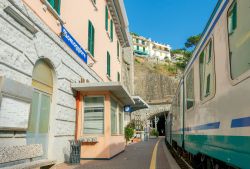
[88,21,95,57]
[88,21,91,54]
[48,0,55,8]
[91,24,95,57]
[117,41,119,57]
[232,3,237,30]
[105,6,108,31]
[107,52,111,76]
[143,47,145,52]
[137,46,139,50]
[55,0,61,15]
[47,0,60,14]
[110,20,113,41]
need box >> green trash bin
[69,140,81,164]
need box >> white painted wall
[0,0,100,163]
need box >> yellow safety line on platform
[149,139,160,169]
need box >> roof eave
[71,82,134,105]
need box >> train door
[179,82,184,148]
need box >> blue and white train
[165,0,250,168]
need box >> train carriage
[166,0,250,168]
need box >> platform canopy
[71,82,134,105]
[131,96,149,111]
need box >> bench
[0,144,56,169]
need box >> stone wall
[134,60,178,104]
[0,0,101,163]
[122,47,134,95]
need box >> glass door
[27,90,51,158]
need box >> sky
[124,0,218,49]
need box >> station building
[0,0,147,167]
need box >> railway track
[166,143,193,169]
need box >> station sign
[61,26,88,63]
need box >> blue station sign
[124,105,132,113]
[61,26,88,63]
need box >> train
[165,0,250,168]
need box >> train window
[186,68,194,110]
[199,40,215,100]
[228,1,250,79]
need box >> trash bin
[69,140,81,164]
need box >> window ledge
[89,0,98,11]
[111,134,124,136]
[85,49,97,67]
[40,0,65,24]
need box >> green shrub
[126,120,136,129]
[125,127,134,144]
[150,129,159,137]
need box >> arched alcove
[27,59,54,158]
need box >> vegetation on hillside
[134,34,201,75]
[172,34,201,69]
[135,57,178,77]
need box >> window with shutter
[47,0,61,14]
[110,20,113,41]
[105,6,108,31]
[88,21,95,57]
[83,97,104,134]
[107,52,111,77]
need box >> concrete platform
[54,137,180,169]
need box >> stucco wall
[0,0,101,163]
[23,0,122,82]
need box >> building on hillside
[0,0,147,167]
[171,53,185,63]
[131,33,171,61]
[132,34,150,57]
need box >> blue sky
[124,0,218,49]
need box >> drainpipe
[75,91,81,140]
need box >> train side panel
[182,0,250,168]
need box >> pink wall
[78,92,125,159]
[23,0,61,34]
[23,0,122,82]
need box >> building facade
[0,0,134,166]
[131,33,171,61]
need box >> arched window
[27,60,54,158]
[32,60,53,94]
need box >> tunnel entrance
[157,114,165,136]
